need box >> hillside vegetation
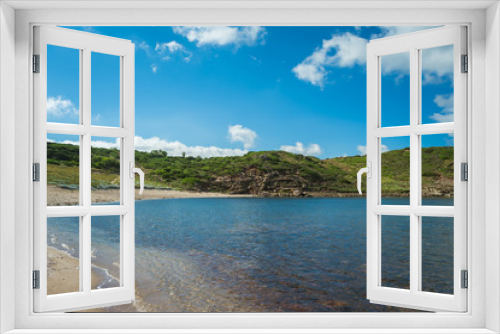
[46,142,454,197]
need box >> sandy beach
[47,185,255,206]
[47,247,104,295]
[47,247,110,312]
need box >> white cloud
[137,41,150,54]
[421,45,454,83]
[292,32,368,87]
[49,136,248,158]
[155,41,192,62]
[292,63,328,87]
[134,136,247,157]
[228,125,257,149]
[374,27,453,80]
[47,96,78,117]
[138,40,192,70]
[357,145,367,156]
[375,26,433,38]
[81,26,98,33]
[47,138,117,149]
[357,144,389,156]
[379,44,453,79]
[173,26,266,47]
[280,142,322,156]
[429,94,454,122]
[293,26,452,87]
[380,53,410,76]
[156,41,183,53]
[91,140,120,149]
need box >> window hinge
[461,54,468,73]
[33,270,40,289]
[33,163,40,182]
[33,54,40,73]
[461,270,468,289]
[461,162,468,182]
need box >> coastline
[47,185,451,206]
[47,185,256,206]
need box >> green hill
[46,142,454,197]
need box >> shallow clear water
[47,197,454,312]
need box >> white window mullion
[90,127,131,138]
[82,48,91,208]
[415,48,423,293]
[45,124,131,137]
[373,123,455,138]
[81,131,91,295]
[46,123,89,135]
[121,47,135,295]
[372,126,411,138]
[413,123,454,135]
[82,214,91,295]
[409,47,420,294]
[366,45,380,299]
[372,205,455,217]
[81,47,92,295]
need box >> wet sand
[47,185,255,206]
[47,247,108,312]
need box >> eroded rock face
[204,170,453,198]
[211,173,328,197]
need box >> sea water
[47,197,454,312]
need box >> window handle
[357,162,371,194]
[129,162,145,195]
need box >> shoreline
[47,185,452,206]
[47,185,256,206]
[47,246,129,312]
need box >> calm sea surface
[47,197,454,312]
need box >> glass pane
[381,215,410,289]
[91,137,121,205]
[47,45,80,124]
[47,134,80,206]
[47,217,80,295]
[381,52,410,127]
[421,217,454,294]
[381,136,410,205]
[421,45,454,124]
[91,215,121,289]
[421,134,454,206]
[92,52,120,127]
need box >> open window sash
[33,26,135,312]
[366,26,467,312]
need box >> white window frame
[33,26,136,312]
[365,26,468,312]
[1,1,498,333]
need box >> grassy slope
[46,142,454,196]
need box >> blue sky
[47,26,454,158]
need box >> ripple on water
[53,198,452,312]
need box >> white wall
[0,2,16,333]
[486,2,500,333]
[2,3,496,332]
